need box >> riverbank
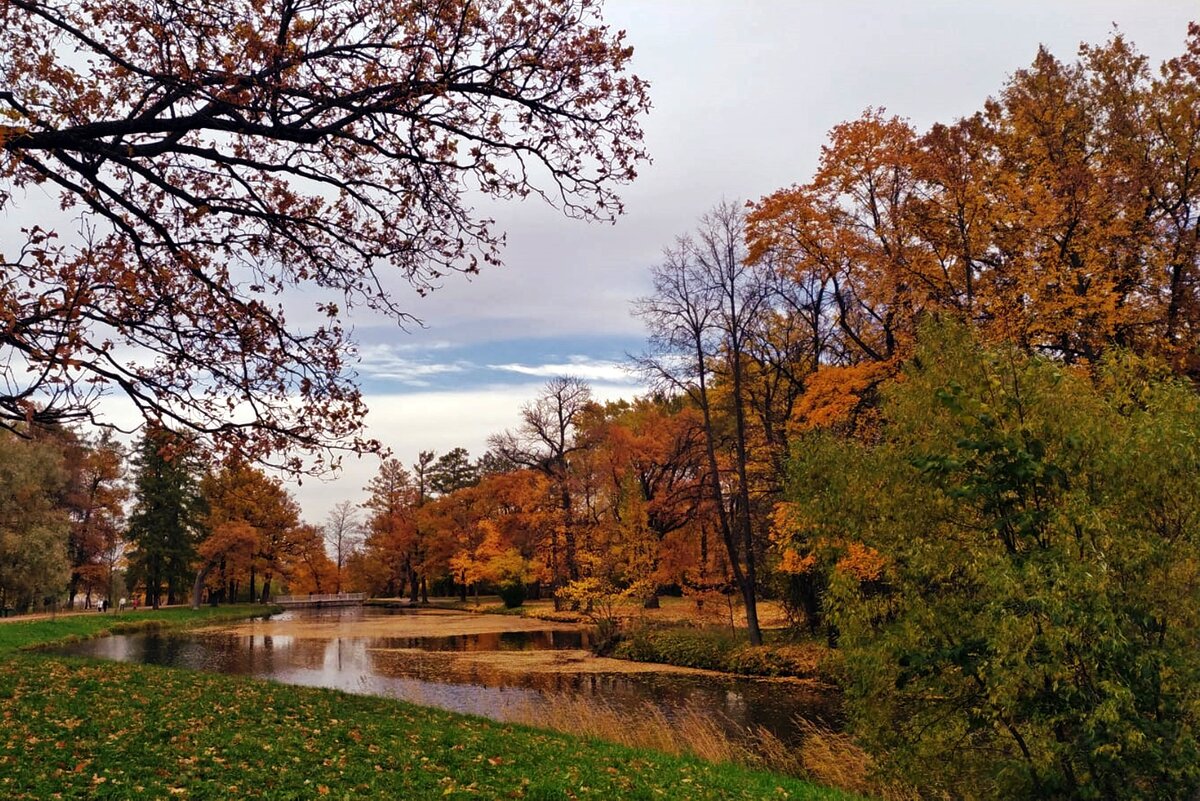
[1,607,866,800]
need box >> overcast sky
[295,1,1199,525]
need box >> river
[53,606,836,746]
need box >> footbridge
[271,592,366,608]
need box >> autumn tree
[0,0,649,466]
[126,427,204,608]
[634,201,775,644]
[62,431,127,608]
[360,458,418,598]
[285,522,336,595]
[195,459,301,606]
[748,27,1200,379]
[429,469,551,602]
[579,398,708,607]
[490,376,594,606]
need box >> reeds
[498,692,914,799]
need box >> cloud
[295,380,642,521]
[486,357,637,384]
[356,343,469,386]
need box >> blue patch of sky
[354,332,648,393]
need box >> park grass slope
[0,609,862,800]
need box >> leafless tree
[323,500,362,595]
[632,200,773,644]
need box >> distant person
[119,597,126,612]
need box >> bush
[614,625,738,672]
[785,323,1200,799]
[726,643,825,678]
[497,582,526,609]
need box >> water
[53,607,835,745]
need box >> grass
[0,604,276,655]
[0,606,868,800]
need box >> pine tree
[126,427,204,608]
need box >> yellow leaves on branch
[771,502,887,584]
[790,361,897,434]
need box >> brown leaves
[0,0,649,468]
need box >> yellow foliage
[791,361,895,434]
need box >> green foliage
[615,624,829,679]
[616,625,740,672]
[125,428,205,607]
[0,432,70,610]
[787,321,1200,799]
[497,581,526,609]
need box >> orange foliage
[835,543,888,584]
[790,362,896,434]
[0,1,649,463]
[749,28,1200,379]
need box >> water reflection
[55,608,835,745]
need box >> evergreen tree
[430,448,480,496]
[126,427,204,608]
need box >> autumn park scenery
[3,2,1200,799]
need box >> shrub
[785,323,1200,799]
[497,581,526,609]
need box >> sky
[297,1,1199,525]
[7,1,1198,523]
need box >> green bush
[785,323,1200,799]
[726,644,824,678]
[614,625,738,672]
[497,581,526,609]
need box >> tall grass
[497,692,911,800]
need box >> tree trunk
[259,573,272,604]
[191,558,219,609]
[408,567,419,604]
[560,481,578,581]
[420,575,429,604]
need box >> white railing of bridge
[272,592,366,604]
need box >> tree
[323,500,361,594]
[61,431,127,608]
[430,448,480,496]
[747,27,1200,379]
[0,430,69,611]
[490,376,594,607]
[633,201,772,644]
[360,458,417,598]
[784,322,1200,799]
[126,427,204,608]
[0,0,649,466]
[195,458,301,606]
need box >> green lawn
[0,607,864,800]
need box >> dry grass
[792,719,918,801]
[500,692,908,800]
[504,693,764,767]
